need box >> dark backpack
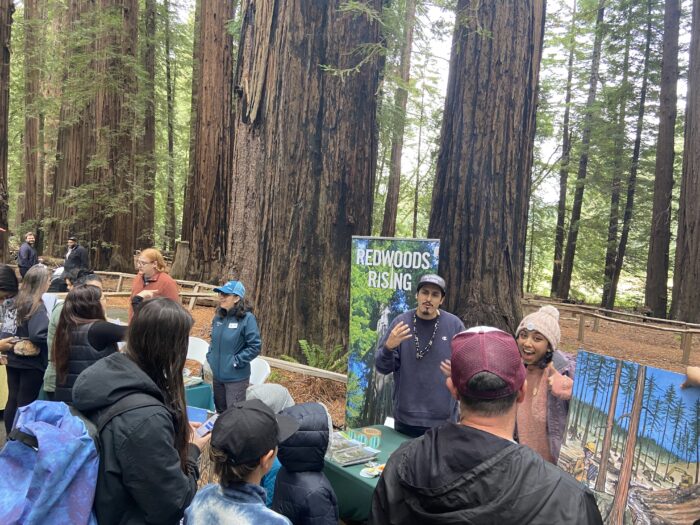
[0,394,163,525]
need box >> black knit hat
[0,264,18,293]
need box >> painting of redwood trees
[558,351,699,524]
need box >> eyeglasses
[136,260,153,266]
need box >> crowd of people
[1,235,699,524]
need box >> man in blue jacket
[375,274,465,437]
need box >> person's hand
[189,422,212,450]
[385,321,412,350]
[136,290,159,300]
[440,359,451,378]
[548,366,573,400]
[681,366,700,389]
[0,337,15,353]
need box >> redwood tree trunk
[605,0,653,311]
[558,0,605,301]
[182,0,235,281]
[22,0,43,238]
[595,360,621,492]
[551,0,576,297]
[227,0,383,357]
[427,0,545,331]
[135,0,156,249]
[671,0,700,322]
[164,0,176,251]
[0,0,12,262]
[645,0,680,318]
[381,0,416,237]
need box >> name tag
[229,323,238,329]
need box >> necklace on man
[414,312,440,360]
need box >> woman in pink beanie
[515,305,575,463]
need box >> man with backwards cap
[375,274,465,437]
[370,327,603,525]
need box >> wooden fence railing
[522,298,699,365]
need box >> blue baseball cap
[214,280,245,298]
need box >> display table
[323,425,409,522]
[185,382,215,411]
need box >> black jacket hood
[371,423,603,525]
[277,402,331,473]
[72,352,165,413]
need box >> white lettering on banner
[357,249,431,270]
[367,270,412,291]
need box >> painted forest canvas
[558,351,699,524]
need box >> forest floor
[105,295,700,429]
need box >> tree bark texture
[182,0,235,281]
[134,0,156,249]
[427,0,545,331]
[381,0,416,237]
[610,365,645,525]
[605,0,652,311]
[551,0,576,297]
[601,8,631,309]
[164,0,176,251]
[671,0,700,322]
[47,0,139,269]
[182,0,201,246]
[645,0,680,318]
[558,0,605,300]
[228,0,383,357]
[0,0,12,261]
[21,0,44,235]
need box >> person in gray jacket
[370,327,603,525]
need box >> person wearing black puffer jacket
[272,402,339,525]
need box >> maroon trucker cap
[451,327,526,399]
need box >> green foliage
[282,340,348,373]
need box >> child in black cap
[184,399,299,524]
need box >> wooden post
[170,241,190,280]
[188,284,201,311]
[681,332,692,365]
[593,316,600,332]
[578,314,586,342]
[116,275,123,292]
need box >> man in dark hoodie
[370,326,603,525]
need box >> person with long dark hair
[53,284,126,403]
[2,265,50,433]
[72,298,209,525]
[208,280,261,412]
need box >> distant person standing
[375,274,465,437]
[207,280,261,412]
[18,232,38,278]
[63,236,90,273]
[129,248,179,319]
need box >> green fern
[298,339,348,373]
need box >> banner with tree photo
[345,236,439,428]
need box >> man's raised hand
[385,321,412,350]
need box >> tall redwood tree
[428,0,546,331]
[227,0,383,357]
[0,0,12,262]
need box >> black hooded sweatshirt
[370,423,603,525]
[72,352,200,525]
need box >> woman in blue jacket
[208,280,261,412]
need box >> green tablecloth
[324,425,409,522]
[185,382,215,411]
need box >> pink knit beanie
[516,305,561,351]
